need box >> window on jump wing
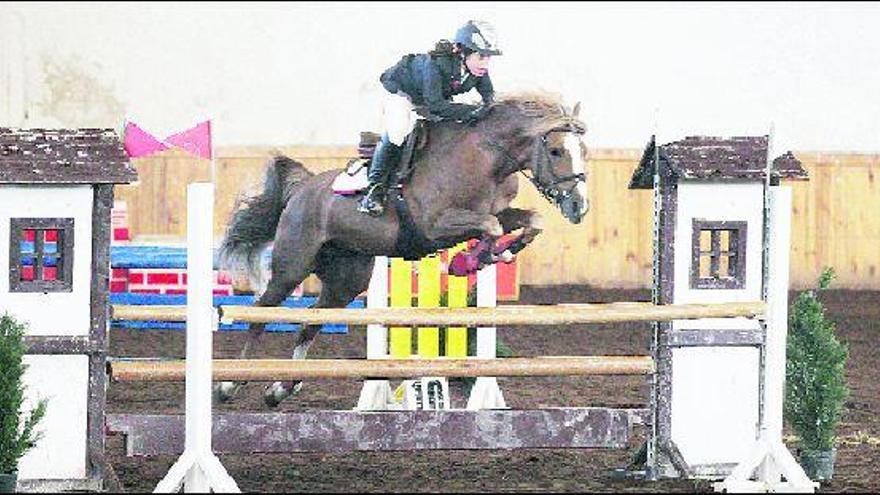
[9,218,75,293]
[690,220,747,290]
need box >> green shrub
[0,313,48,473]
[784,268,849,451]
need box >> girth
[389,187,439,260]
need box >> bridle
[485,119,587,205]
[525,121,587,204]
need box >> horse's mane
[443,91,587,178]
[490,91,586,136]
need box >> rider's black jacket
[379,49,494,121]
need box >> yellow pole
[389,258,412,357]
[417,255,441,357]
[446,242,469,357]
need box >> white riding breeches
[382,92,419,146]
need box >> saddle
[357,119,430,185]
[330,121,436,260]
[332,122,429,195]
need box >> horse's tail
[219,155,313,290]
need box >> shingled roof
[0,128,138,184]
[628,135,808,189]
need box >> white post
[759,185,791,481]
[154,183,240,493]
[365,256,389,360]
[467,263,506,410]
[714,186,817,493]
[356,256,394,410]
[475,264,497,358]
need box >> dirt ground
[106,287,879,493]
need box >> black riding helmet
[454,20,502,57]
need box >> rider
[357,20,502,216]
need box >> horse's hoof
[498,250,515,263]
[264,381,302,408]
[528,212,545,230]
[213,381,242,403]
[485,219,503,237]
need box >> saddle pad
[332,159,370,195]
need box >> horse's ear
[572,101,581,118]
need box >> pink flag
[165,120,212,160]
[123,121,168,158]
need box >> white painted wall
[0,185,93,481]
[670,180,763,468]
[0,185,93,336]
[673,181,764,329]
[18,355,89,480]
[671,347,761,468]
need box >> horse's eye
[550,148,564,158]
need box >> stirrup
[357,200,384,216]
[358,186,386,215]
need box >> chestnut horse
[217,92,589,406]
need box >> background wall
[2,2,880,154]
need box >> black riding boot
[357,135,402,216]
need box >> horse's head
[528,102,589,224]
[486,94,590,224]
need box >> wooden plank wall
[115,146,880,291]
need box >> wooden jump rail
[110,301,766,325]
[111,305,187,322]
[109,356,656,382]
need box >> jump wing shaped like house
[0,127,137,491]
[625,134,810,482]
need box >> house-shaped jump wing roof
[0,127,137,184]
[629,135,807,189]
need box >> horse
[216,91,590,407]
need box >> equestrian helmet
[454,20,502,56]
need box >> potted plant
[784,268,849,480]
[0,313,48,493]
